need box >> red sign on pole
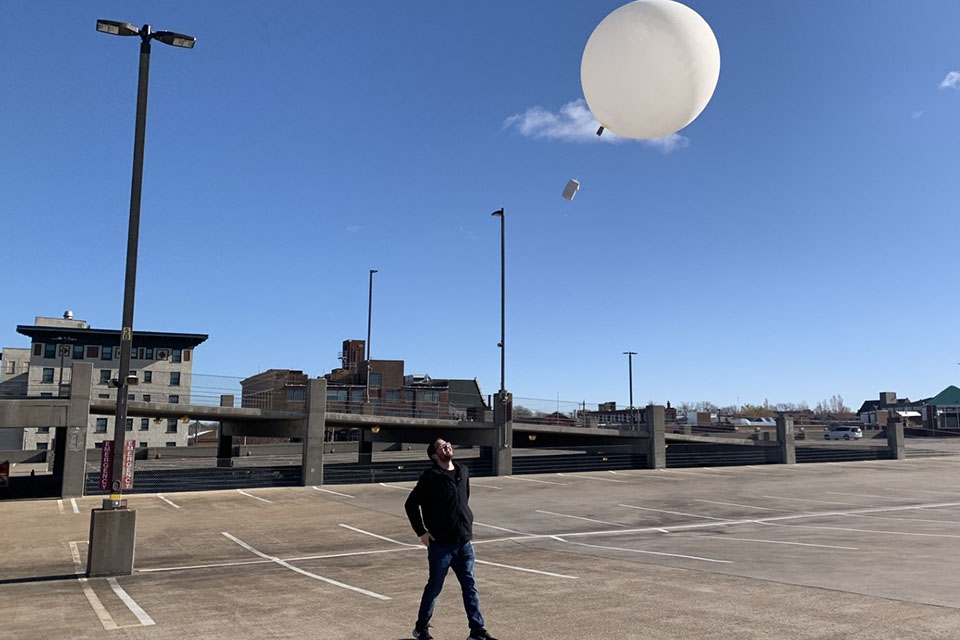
[121,440,136,490]
[98,440,114,491]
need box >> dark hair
[427,440,441,460]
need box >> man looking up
[405,438,497,640]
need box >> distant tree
[513,405,533,418]
[814,395,849,415]
[740,403,775,418]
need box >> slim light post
[366,269,378,404]
[97,19,195,509]
[491,209,505,393]
[623,350,637,428]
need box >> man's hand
[420,532,434,547]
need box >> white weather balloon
[581,0,720,140]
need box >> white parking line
[837,513,960,525]
[536,509,628,527]
[157,494,180,509]
[757,521,960,540]
[70,498,79,514]
[618,504,732,521]
[701,467,783,477]
[693,499,793,513]
[470,483,502,490]
[827,491,892,500]
[107,578,155,626]
[658,469,729,478]
[760,495,861,506]
[557,538,732,564]
[378,482,411,491]
[884,487,960,497]
[475,521,536,536]
[313,486,355,499]
[474,558,578,579]
[505,475,567,486]
[69,541,120,630]
[339,524,418,547]
[221,532,390,600]
[557,473,628,483]
[236,489,273,504]
[690,535,859,550]
[57,499,64,515]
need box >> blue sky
[2,1,959,411]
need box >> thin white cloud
[345,225,362,233]
[503,98,689,153]
[940,71,960,89]
[912,110,925,119]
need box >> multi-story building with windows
[0,312,207,450]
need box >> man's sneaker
[412,626,433,640]
[468,629,498,640]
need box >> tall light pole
[97,19,195,509]
[366,269,378,404]
[492,209,505,393]
[623,351,637,429]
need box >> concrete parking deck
[4,455,960,639]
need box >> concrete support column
[86,508,136,576]
[62,363,92,498]
[492,391,513,475]
[776,415,796,465]
[887,417,905,460]
[644,404,666,469]
[217,394,235,468]
[358,428,373,465]
[302,378,327,486]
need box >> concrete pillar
[302,378,326,486]
[776,415,796,465]
[219,394,234,408]
[217,395,235,468]
[62,363,92,498]
[492,391,513,475]
[86,508,136,576]
[358,428,373,465]
[887,417,905,460]
[644,405,666,469]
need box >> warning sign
[0,460,9,488]
[121,440,135,490]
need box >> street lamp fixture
[491,209,505,394]
[96,18,195,510]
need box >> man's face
[433,439,454,463]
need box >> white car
[824,426,863,440]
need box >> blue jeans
[416,540,484,632]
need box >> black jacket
[404,462,474,544]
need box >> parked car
[824,425,863,440]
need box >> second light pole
[623,350,637,428]
[366,269,378,404]
[492,209,505,393]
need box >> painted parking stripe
[536,509,628,528]
[339,524,419,547]
[556,538,732,564]
[107,578,155,626]
[690,535,859,550]
[470,483,502,490]
[474,558,578,579]
[505,475,567,486]
[556,473,628,483]
[69,541,120,630]
[826,491,894,500]
[313,486,355,499]
[757,520,960,540]
[237,489,272,504]
[693,499,793,513]
[657,469,729,478]
[57,499,65,515]
[760,495,861,506]
[884,487,960,497]
[71,498,79,514]
[837,512,960,525]
[221,532,390,600]
[475,521,537,536]
[157,494,180,509]
[618,504,732,521]
[378,482,411,492]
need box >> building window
[95,442,104,449]
[418,391,439,403]
[99,370,111,383]
[128,394,135,401]
[350,390,364,403]
[405,390,415,403]
[143,394,151,403]
[166,419,177,433]
[125,418,133,431]
[170,372,180,386]
[145,347,154,359]
[36,442,48,451]
[44,343,56,359]
[101,346,113,361]
[37,426,50,433]
[139,441,147,448]
[40,392,53,398]
[172,349,182,363]
[73,345,84,360]
[140,418,149,431]
[86,345,99,359]
[286,388,305,402]
[96,418,108,433]
[385,390,401,402]
[369,373,382,388]
[33,343,42,357]
[143,370,152,383]
[183,349,191,362]
[42,368,55,383]
[327,389,348,402]
[98,393,110,399]
[169,394,179,404]
[166,442,176,447]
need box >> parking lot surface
[4,455,960,639]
